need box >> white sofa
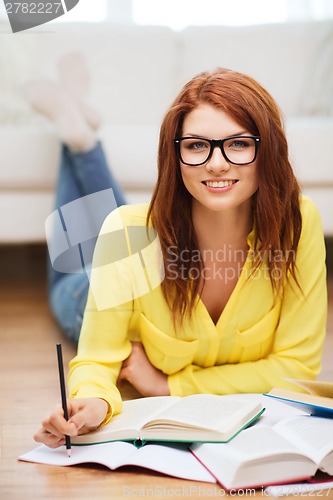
[1,20,333,242]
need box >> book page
[125,443,216,482]
[253,394,306,427]
[144,394,261,431]
[221,393,306,427]
[274,415,333,466]
[105,396,180,432]
[19,442,216,483]
[194,426,309,462]
[19,441,138,467]
[191,426,317,490]
[285,379,333,398]
[72,396,180,444]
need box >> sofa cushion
[0,125,60,189]
[178,21,332,117]
[0,124,158,190]
[298,23,333,115]
[286,117,333,184]
[100,124,158,189]
[0,191,54,243]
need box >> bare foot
[23,80,96,152]
[57,52,101,131]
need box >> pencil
[56,343,71,457]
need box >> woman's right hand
[34,397,109,448]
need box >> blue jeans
[48,143,127,344]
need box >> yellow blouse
[68,196,327,423]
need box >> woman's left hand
[118,342,170,397]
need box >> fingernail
[68,422,78,435]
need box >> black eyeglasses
[174,135,260,166]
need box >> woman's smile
[202,178,239,191]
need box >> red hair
[147,68,302,324]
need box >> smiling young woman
[148,70,303,323]
[31,67,327,448]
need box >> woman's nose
[206,146,230,173]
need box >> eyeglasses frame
[174,135,261,167]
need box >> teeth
[205,180,236,188]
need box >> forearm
[68,308,132,425]
[169,293,327,397]
[168,351,321,397]
[168,296,326,397]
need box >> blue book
[263,381,333,418]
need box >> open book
[263,379,333,417]
[20,411,333,489]
[19,441,216,483]
[191,414,333,490]
[71,394,264,445]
